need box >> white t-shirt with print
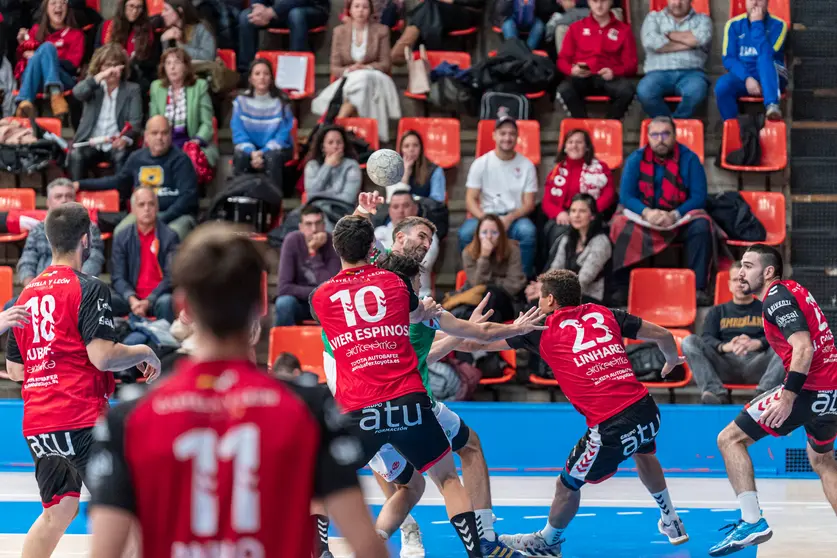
[465,151,538,215]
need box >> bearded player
[5,203,161,558]
[709,245,837,556]
[85,223,388,558]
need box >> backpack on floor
[479,91,530,121]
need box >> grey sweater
[550,232,612,302]
[304,158,363,207]
[166,22,216,62]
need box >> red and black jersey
[6,265,119,437]
[508,304,646,426]
[86,359,362,558]
[310,265,424,412]
[762,280,837,391]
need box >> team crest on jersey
[608,28,619,41]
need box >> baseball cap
[495,116,518,130]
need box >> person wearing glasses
[609,115,713,306]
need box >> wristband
[356,205,371,215]
[784,371,806,394]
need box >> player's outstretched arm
[437,305,546,343]
[89,506,134,558]
[325,486,389,558]
[410,297,443,324]
[352,192,385,220]
[87,340,162,382]
[634,321,685,377]
[427,294,494,364]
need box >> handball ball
[366,149,405,187]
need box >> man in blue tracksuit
[715,0,787,121]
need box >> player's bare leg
[374,470,426,538]
[807,444,837,513]
[22,496,78,558]
[426,453,483,557]
[634,453,688,544]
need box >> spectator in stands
[69,44,143,180]
[455,214,526,322]
[555,0,637,120]
[275,205,341,326]
[231,57,295,195]
[110,186,179,322]
[496,0,546,50]
[95,0,158,94]
[14,0,84,117]
[312,0,400,142]
[637,0,712,118]
[16,178,105,289]
[303,125,362,227]
[716,0,787,121]
[237,0,330,73]
[149,47,218,185]
[540,128,614,266]
[459,116,537,276]
[160,0,216,63]
[682,260,784,404]
[391,0,485,66]
[395,130,446,203]
[611,116,712,304]
[0,0,24,63]
[544,0,589,55]
[271,352,321,384]
[374,193,439,298]
[74,115,199,240]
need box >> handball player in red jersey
[710,245,837,556]
[4,202,161,558]
[85,223,389,558]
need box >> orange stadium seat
[721,120,787,172]
[0,266,12,305]
[217,49,236,72]
[633,329,694,402]
[455,270,467,290]
[487,50,550,99]
[476,119,541,166]
[256,51,316,100]
[404,51,472,101]
[335,117,380,152]
[77,190,120,241]
[640,118,705,164]
[714,270,734,306]
[651,0,709,14]
[396,118,461,169]
[559,118,624,169]
[6,117,62,137]
[0,189,36,243]
[147,0,164,16]
[730,0,789,24]
[728,191,786,246]
[268,326,327,383]
[628,268,696,328]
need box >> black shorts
[346,392,451,475]
[26,427,93,508]
[563,395,661,490]
[735,386,837,453]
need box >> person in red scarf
[610,115,713,305]
[14,0,83,117]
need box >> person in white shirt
[68,43,143,180]
[374,189,439,298]
[460,116,538,275]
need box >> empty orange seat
[256,51,316,100]
[727,191,786,246]
[721,120,787,172]
[652,0,709,14]
[455,270,467,290]
[0,188,36,243]
[628,268,696,328]
[147,0,164,16]
[640,118,705,164]
[404,51,472,101]
[714,270,733,306]
[730,0,789,24]
[396,118,461,169]
[481,350,517,387]
[335,117,380,151]
[476,119,541,166]
[217,48,236,71]
[559,118,624,169]
[268,326,327,383]
[0,266,12,304]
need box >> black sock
[312,514,329,556]
[451,512,483,557]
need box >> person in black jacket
[110,186,180,321]
[681,260,784,404]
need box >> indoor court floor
[0,473,832,557]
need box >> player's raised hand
[514,306,548,333]
[0,306,31,334]
[420,297,443,320]
[137,348,162,383]
[660,355,687,378]
[355,192,385,216]
[468,293,494,324]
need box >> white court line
[430,520,449,525]
[576,513,596,517]
[678,509,690,513]
[616,511,643,516]
[710,509,737,512]
[523,515,548,519]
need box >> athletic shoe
[709,518,773,556]
[481,537,529,557]
[658,517,689,545]
[319,552,334,558]
[765,104,782,121]
[498,532,563,557]
[400,521,425,557]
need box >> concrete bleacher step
[790,128,837,158]
[790,268,837,306]
[790,228,837,267]
[789,158,837,194]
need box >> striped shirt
[640,8,713,73]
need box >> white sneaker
[400,521,425,557]
[658,516,689,545]
[498,532,563,557]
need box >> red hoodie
[557,14,637,78]
[27,24,85,69]
[542,157,615,220]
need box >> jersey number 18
[24,295,56,344]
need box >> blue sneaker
[483,535,539,557]
[709,518,773,556]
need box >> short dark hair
[745,244,784,279]
[300,204,324,219]
[649,115,676,133]
[272,352,301,376]
[393,216,436,241]
[45,203,91,257]
[332,216,374,263]
[173,223,266,339]
[538,269,582,308]
[376,251,423,280]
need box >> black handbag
[626,342,686,382]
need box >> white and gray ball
[366,149,405,187]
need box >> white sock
[540,522,564,546]
[738,491,761,524]
[475,508,495,541]
[651,488,678,522]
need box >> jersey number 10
[174,424,260,537]
[24,295,56,344]
[330,286,387,327]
